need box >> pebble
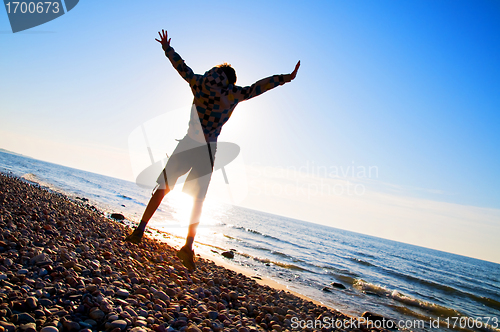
[331,282,347,289]
[0,322,15,332]
[18,323,36,332]
[89,309,105,321]
[116,288,130,298]
[138,308,149,317]
[271,325,282,332]
[155,290,170,302]
[30,253,52,265]
[40,327,58,332]
[110,319,128,331]
[125,307,137,317]
[62,321,80,331]
[86,284,98,292]
[207,311,218,320]
[100,299,113,313]
[129,328,147,332]
[78,321,92,328]
[110,213,125,220]
[186,324,202,332]
[39,298,53,307]
[221,251,234,259]
[25,297,37,309]
[16,314,35,324]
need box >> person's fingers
[156,29,170,45]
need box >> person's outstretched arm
[235,61,300,102]
[155,29,196,83]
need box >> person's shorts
[156,135,217,199]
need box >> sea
[0,149,499,332]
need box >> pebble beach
[0,174,390,332]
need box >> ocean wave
[223,234,241,241]
[232,226,281,241]
[388,304,432,321]
[473,295,500,311]
[252,256,311,272]
[228,225,310,250]
[231,250,310,272]
[386,267,459,294]
[354,279,464,317]
[332,274,357,286]
[356,251,378,260]
[320,265,359,283]
[350,257,375,267]
[21,173,41,184]
[378,267,500,312]
[21,173,54,190]
[270,250,307,264]
[246,244,272,252]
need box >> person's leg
[125,187,170,243]
[178,140,216,270]
[137,187,170,231]
[183,197,204,250]
[176,197,203,271]
[124,187,166,243]
[181,142,215,248]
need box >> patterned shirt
[165,45,292,142]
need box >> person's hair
[217,62,237,85]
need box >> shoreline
[0,173,388,332]
[142,228,332,312]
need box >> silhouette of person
[126,29,300,271]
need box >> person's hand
[291,61,300,80]
[155,29,171,51]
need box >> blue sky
[1,1,499,261]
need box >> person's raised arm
[291,60,300,80]
[155,29,195,82]
[235,61,300,102]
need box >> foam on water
[354,279,463,317]
[21,173,54,189]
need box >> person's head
[217,62,237,85]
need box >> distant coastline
[0,148,31,159]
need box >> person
[125,29,300,271]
